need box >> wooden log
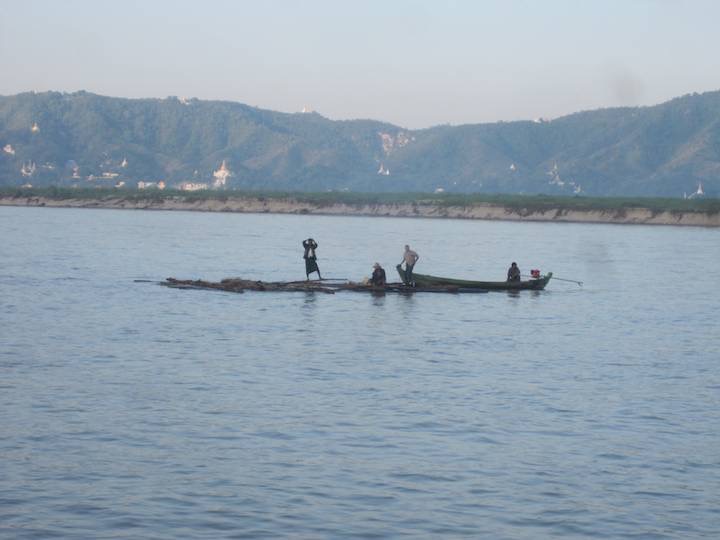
[161,278,488,294]
[163,278,245,293]
[162,277,336,294]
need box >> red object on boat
[531,269,541,278]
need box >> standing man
[401,244,419,286]
[302,238,322,280]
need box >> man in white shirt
[401,245,419,286]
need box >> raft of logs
[161,277,489,294]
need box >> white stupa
[212,160,232,188]
[687,182,704,199]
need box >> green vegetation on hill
[3,186,718,215]
[1,90,719,197]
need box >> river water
[1,206,719,539]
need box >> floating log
[163,277,335,293]
[161,277,489,294]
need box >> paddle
[553,276,583,286]
[525,274,583,286]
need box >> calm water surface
[1,206,719,539]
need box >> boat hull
[396,265,552,291]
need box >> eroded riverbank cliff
[1,195,718,227]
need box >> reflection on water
[302,291,319,306]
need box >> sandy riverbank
[2,195,718,226]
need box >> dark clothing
[302,239,321,278]
[507,265,521,282]
[302,239,317,259]
[305,257,319,276]
[370,267,387,287]
[404,263,415,285]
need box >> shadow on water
[506,290,545,299]
[397,291,418,307]
[300,291,319,326]
[302,291,318,307]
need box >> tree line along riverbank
[1,187,718,227]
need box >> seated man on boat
[302,238,322,280]
[400,244,420,286]
[370,263,387,287]
[507,262,521,282]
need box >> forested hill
[1,90,719,196]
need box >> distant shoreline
[2,194,718,227]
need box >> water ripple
[1,207,719,539]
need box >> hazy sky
[2,0,720,128]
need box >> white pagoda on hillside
[685,182,704,199]
[212,160,232,188]
[21,161,36,177]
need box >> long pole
[524,274,583,286]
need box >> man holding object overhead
[302,238,322,280]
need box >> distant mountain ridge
[1,90,718,196]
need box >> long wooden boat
[396,264,552,291]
